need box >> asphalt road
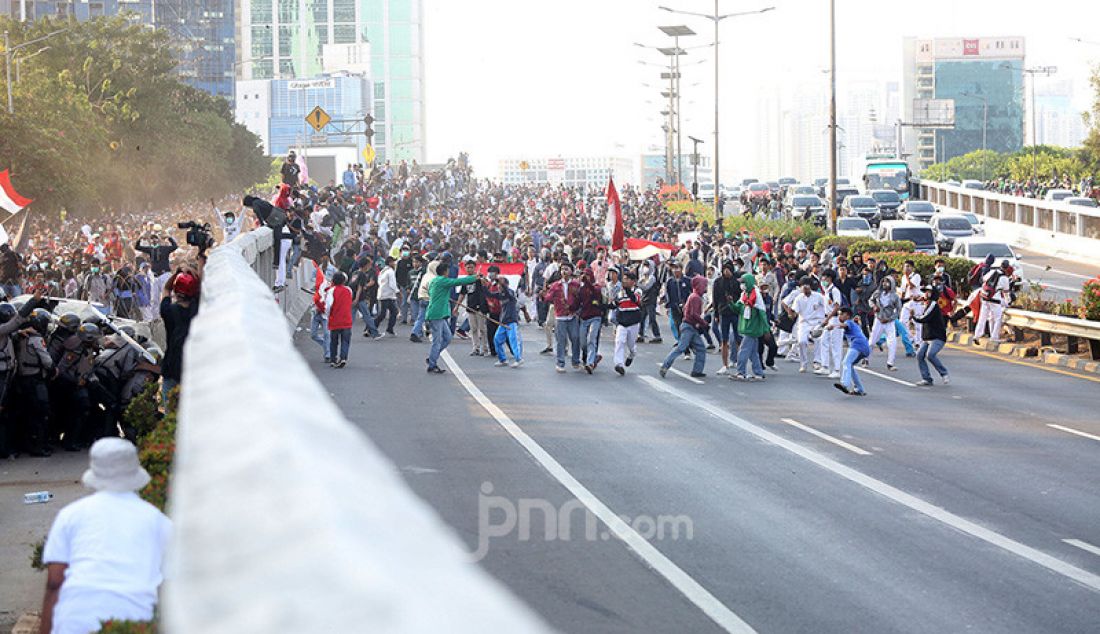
[300,319,1100,633]
[1015,248,1097,300]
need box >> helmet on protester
[58,313,82,331]
[0,303,16,324]
[173,272,200,298]
[77,323,100,344]
[28,309,52,334]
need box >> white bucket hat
[82,438,151,492]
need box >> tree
[920,149,1007,182]
[1082,63,1100,178]
[0,15,269,216]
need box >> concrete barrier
[919,181,1100,268]
[163,229,547,633]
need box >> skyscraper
[902,37,1026,170]
[239,0,425,162]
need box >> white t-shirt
[785,290,827,326]
[43,491,172,634]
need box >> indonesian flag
[604,177,624,250]
[476,261,525,292]
[0,170,33,214]
[625,238,676,261]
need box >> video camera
[178,221,215,251]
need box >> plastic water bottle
[23,491,53,504]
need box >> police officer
[0,296,46,458]
[54,323,100,450]
[14,308,53,457]
[48,313,82,364]
[91,326,143,438]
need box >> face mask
[91,267,100,274]
[936,266,945,273]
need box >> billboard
[912,98,956,126]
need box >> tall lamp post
[660,2,775,226]
[4,27,69,114]
[659,25,695,190]
[688,135,704,199]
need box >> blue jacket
[665,275,692,313]
[487,285,520,324]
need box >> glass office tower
[933,60,1024,161]
[241,0,425,162]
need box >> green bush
[718,215,827,246]
[859,251,973,285]
[30,536,45,571]
[97,620,156,633]
[123,384,161,441]
[814,235,871,253]
[850,239,914,255]
[1082,276,1100,321]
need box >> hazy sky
[422,0,1098,181]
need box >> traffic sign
[362,145,376,165]
[306,106,331,132]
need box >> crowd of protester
[982,174,1097,200]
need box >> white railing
[919,181,1100,240]
[163,227,547,633]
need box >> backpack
[981,271,1002,301]
[967,263,984,289]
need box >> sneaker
[827,371,840,379]
[887,364,897,371]
[833,382,851,395]
[942,375,951,385]
[905,352,916,358]
[916,379,933,386]
[706,344,716,351]
[386,330,395,336]
[766,364,777,372]
[615,365,625,376]
[540,347,553,355]
[659,366,668,378]
[799,366,807,373]
[556,366,566,374]
[732,373,746,381]
[572,363,582,371]
[338,360,347,368]
[852,390,866,396]
[813,362,822,371]
[752,375,766,381]
[625,356,634,367]
[329,362,338,368]
[650,337,663,344]
[511,360,524,368]
[593,354,602,369]
[637,336,646,344]
[716,365,729,375]
[690,371,706,378]
[584,363,593,374]
[494,360,508,367]
[456,330,469,339]
[860,359,869,368]
[469,350,480,356]
[410,335,423,343]
[972,338,982,347]
[374,334,385,341]
[814,368,829,376]
[323,358,331,364]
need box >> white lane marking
[442,351,756,633]
[1037,282,1084,293]
[780,418,872,456]
[638,375,1100,593]
[1047,424,1100,443]
[667,366,706,384]
[860,367,917,387]
[1020,261,1093,280]
[1064,539,1100,558]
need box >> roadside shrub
[814,235,871,253]
[859,251,972,284]
[718,215,827,246]
[138,408,176,512]
[97,620,156,633]
[1082,276,1100,321]
[123,384,162,441]
[850,239,914,255]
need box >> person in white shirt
[897,260,924,342]
[783,276,827,373]
[974,261,1012,345]
[40,438,171,634]
[376,256,400,335]
[815,270,844,378]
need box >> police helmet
[82,313,105,326]
[0,303,16,324]
[58,312,82,331]
[29,309,53,334]
[77,323,100,344]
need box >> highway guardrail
[1003,308,1100,360]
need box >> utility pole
[827,0,838,232]
[688,135,704,199]
[4,31,12,115]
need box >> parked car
[944,179,961,187]
[869,189,902,220]
[740,178,759,187]
[898,200,937,222]
[1064,197,1098,208]
[741,182,771,207]
[697,182,716,203]
[961,179,985,190]
[834,185,860,209]
[1044,189,1074,202]
[782,184,817,207]
[836,217,874,238]
[955,211,985,235]
[841,195,882,225]
[877,220,936,254]
[786,195,826,224]
[949,238,1023,277]
[929,213,975,253]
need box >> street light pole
[660,3,775,228]
[4,31,12,115]
[828,0,838,233]
[688,135,704,199]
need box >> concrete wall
[164,228,547,633]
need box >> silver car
[930,213,975,253]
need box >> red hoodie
[325,284,353,330]
[682,275,708,331]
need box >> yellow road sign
[306,106,331,132]
[362,145,376,164]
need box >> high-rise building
[640,151,712,188]
[498,157,634,189]
[1036,80,1088,148]
[902,36,1026,171]
[5,1,234,99]
[239,0,425,162]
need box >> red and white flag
[604,177,624,251]
[0,170,33,214]
[476,261,525,291]
[625,238,676,261]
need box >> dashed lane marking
[780,418,872,455]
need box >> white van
[877,220,936,255]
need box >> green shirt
[732,301,770,338]
[425,275,477,321]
